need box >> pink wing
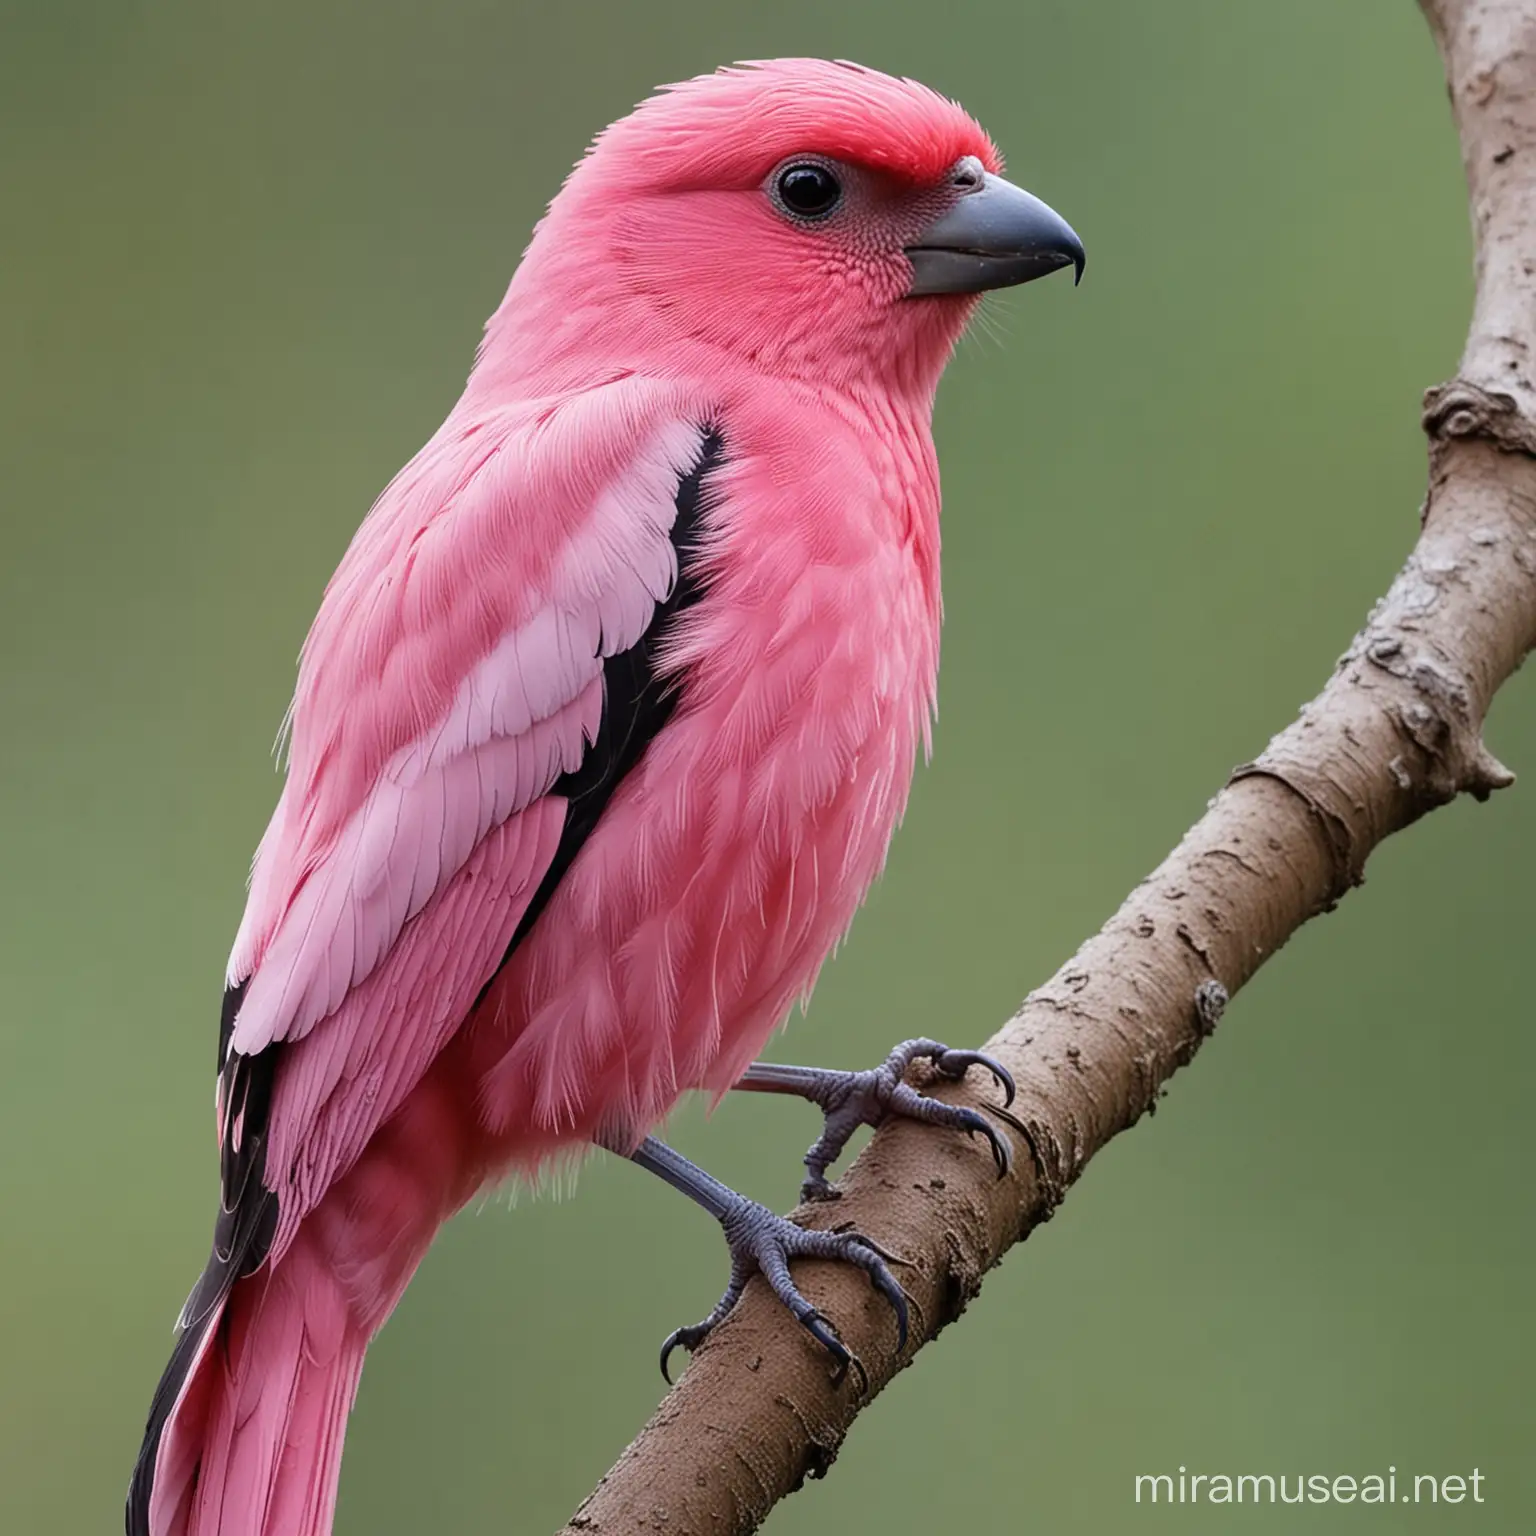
[218,374,713,1261]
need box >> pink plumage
[129,58,1078,1536]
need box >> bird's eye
[775,163,842,219]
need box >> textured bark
[560,4,1536,1530]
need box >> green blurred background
[2,1,1532,1531]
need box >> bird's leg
[620,1135,907,1385]
[734,1038,1017,1202]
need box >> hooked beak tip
[905,171,1085,298]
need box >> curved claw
[962,1109,1012,1179]
[786,1280,883,1390]
[801,1309,854,1377]
[659,1332,683,1385]
[867,1261,910,1353]
[935,1048,1016,1108]
[803,1313,869,1393]
[657,1314,709,1388]
[832,1226,908,1267]
[846,1353,870,1394]
[825,1230,911,1353]
[981,1100,1030,1140]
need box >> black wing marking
[494,424,725,963]
[127,424,725,1535]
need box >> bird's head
[482,60,1083,398]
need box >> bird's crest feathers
[583,58,1002,192]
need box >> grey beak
[906,172,1085,296]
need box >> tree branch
[560,4,1536,1530]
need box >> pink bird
[128,58,1082,1536]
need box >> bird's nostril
[951,156,984,191]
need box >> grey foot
[736,1037,1016,1202]
[659,1195,908,1386]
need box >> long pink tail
[129,1052,485,1536]
[132,1228,369,1536]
